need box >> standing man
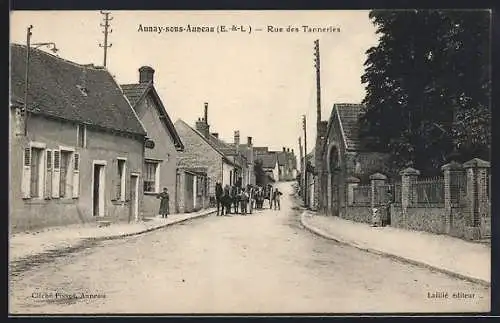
[157,187,170,218]
[215,181,223,216]
[273,188,283,211]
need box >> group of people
[215,182,283,216]
[156,182,285,219]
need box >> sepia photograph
[8,9,491,315]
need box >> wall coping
[463,158,490,169]
[441,161,464,171]
[399,167,420,176]
[346,176,361,183]
[369,172,387,180]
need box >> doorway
[93,163,105,217]
[130,174,139,221]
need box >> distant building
[256,151,279,182]
[174,103,242,211]
[10,44,147,232]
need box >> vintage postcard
[9,10,491,315]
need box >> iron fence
[393,182,402,205]
[412,177,445,206]
[353,184,371,206]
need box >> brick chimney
[194,103,210,138]
[204,102,208,125]
[234,130,240,153]
[211,132,219,139]
[247,136,252,147]
[283,147,286,152]
[139,66,155,84]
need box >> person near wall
[273,188,283,211]
[247,185,254,214]
[383,187,394,226]
[223,184,232,215]
[215,181,223,216]
[240,188,249,215]
[157,187,170,218]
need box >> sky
[10,10,379,160]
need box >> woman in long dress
[157,187,170,218]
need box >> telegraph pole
[99,11,113,67]
[314,39,321,127]
[302,115,308,207]
[313,39,323,211]
[298,136,303,199]
[23,25,33,136]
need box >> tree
[254,159,266,186]
[360,10,491,174]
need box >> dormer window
[76,85,88,96]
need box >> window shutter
[52,150,60,198]
[72,152,80,198]
[45,150,52,198]
[125,165,131,202]
[22,147,31,198]
[111,159,117,200]
[122,162,128,201]
[155,163,160,193]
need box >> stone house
[319,103,390,217]
[10,44,147,232]
[121,66,184,217]
[256,151,279,182]
[174,104,240,206]
[277,147,297,181]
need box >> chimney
[234,130,240,147]
[204,102,208,125]
[292,149,294,154]
[139,66,155,84]
[247,136,252,146]
[283,147,286,152]
[211,132,219,139]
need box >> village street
[9,182,489,314]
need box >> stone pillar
[441,161,464,234]
[370,173,387,208]
[346,176,360,206]
[463,158,491,240]
[399,167,420,222]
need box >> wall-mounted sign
[145,139,155,149]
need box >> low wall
[344,205,372,224]
[391,206,446,234]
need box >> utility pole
[22,25,58,137]
[313,39,323,211]
[314,39,321,127]
[99,11,113,67]
[302,114,308,207]
[23,25,33,136]
[298,136,303,198]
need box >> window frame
[144,159,161,194]
[58,146,75,199]
[117,157,127,201]
[22,142,46,200]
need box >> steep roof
[10,43,146,136]
[121,82,184,151]
[332,103,366,151]
[174,119,238,167]
[256,152,277,169]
